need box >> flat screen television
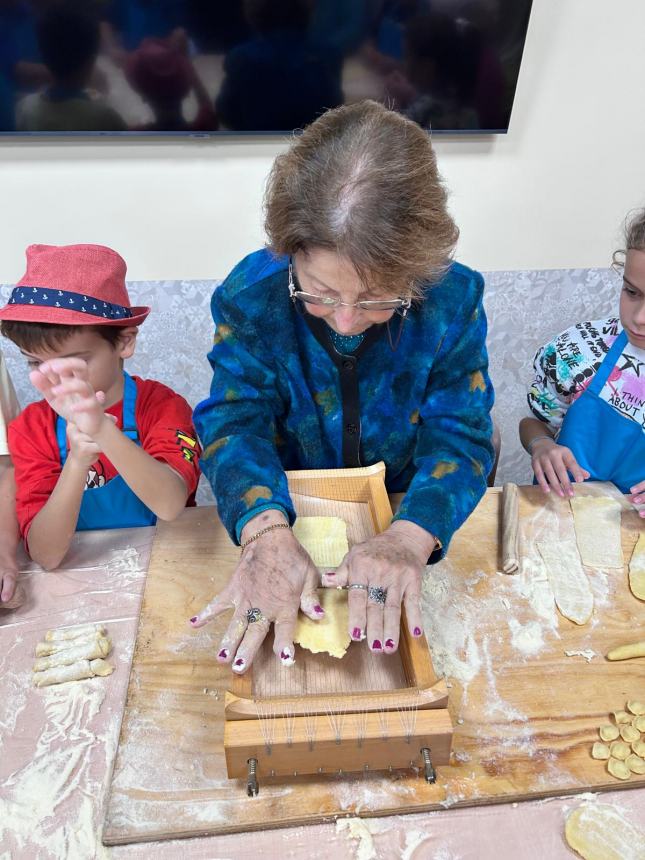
[0,0,533,136]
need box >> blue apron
[557,329,645,493]
[56,371,157,530]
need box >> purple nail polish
[218,649,229,659]
[234,658,245,668]
[413,627,422,637]
[314,604,324,615]
[189,616,197,623]
[385,639,395,649]
[352,627,362,640]
[372,639,382,650]
[280,650,289,660]
[326,571,336,576]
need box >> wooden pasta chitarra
[223,463,453,796]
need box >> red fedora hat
[0,244,150,327]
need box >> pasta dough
[35,631,106,657]
[628,533,645,601]
[626,754,645,775]
[33,636,111,672]
[294,588,350,659]
[599,725,619,742]
[292,516,349,567]
[627,700,645,715]
[536,540,593,624]
[570,497,623,569]
[565,802,645,860]
[591,742,610,760]
[609,741,630,760]
[45,623,107,642]
[607,758,631,780]
[33,658,114,687]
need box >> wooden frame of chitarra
[223,463,453,787]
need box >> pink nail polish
[189,616,197,623]
[413,627,422,637]
[218,649,229,659]
[314,604,324,615]
[352,627,362,640]
[385,639,395,649]
[372,639,382,650]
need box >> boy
[0,243,200,570]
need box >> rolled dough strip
[292,516,349,568]
[35,631,105,657]
[501,482,520,574]
[565,801,645,860]
[33,636,111,671]
[0,582,26,610]
[606,641,645,661]
[45,623,107,642]
[570,497,624,569]
[536,540,593,625]
[628,533,645,601]
[294,588,350,659]
[33,657,113,687]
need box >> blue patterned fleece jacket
[193,249,494,561]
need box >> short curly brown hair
[264,100,459,297]
[613,207,645,268]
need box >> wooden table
[2,487,645,858]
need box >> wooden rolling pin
[501,482,520,574]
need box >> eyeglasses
[288,261,411,313]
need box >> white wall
[0,0,644,282]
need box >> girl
[520,208,645,514]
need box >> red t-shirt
[8,377,201,540]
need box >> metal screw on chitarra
[421,747,436,783]
[246,758,259,797]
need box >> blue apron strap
[56,415,68,465]
[121,371,139,442]
[587,330,627,395]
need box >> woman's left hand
[321,520,436,653]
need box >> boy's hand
[67,421,102,470]
[629,481,645,517]
[31,358,107,438]
[531,437,590,497]
[0,561,19,605]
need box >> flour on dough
[35,630,106,657]
[570,497,623,569]
[293,516,349,567]
[294,588,350,659]
[565,802,645,860]
[536,540,593,624]
[45,623,107,642]
[33,657,114,687]
[628,533,645,601]
[33,636,112,672]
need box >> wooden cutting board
[102,484,645,846]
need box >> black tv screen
[0,0,533,136]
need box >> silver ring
[368,586,388,605]
[346,583,368,591]
[246,608,265,624]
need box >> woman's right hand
[189,518,323,674]
[531,437,590,497]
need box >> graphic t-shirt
[9,376,201,539]
[527,317,645,433]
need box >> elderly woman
[191,100,494,672]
